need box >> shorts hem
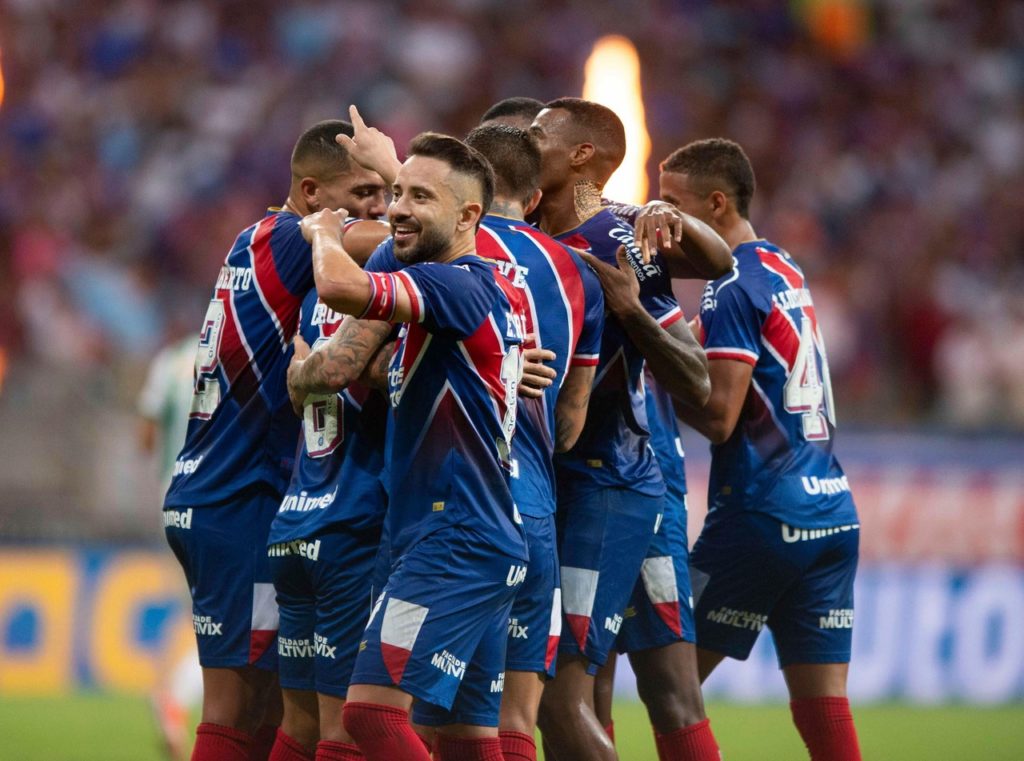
[617,630,693,654]
[198,654,278,671]
[777,651,852,668]
[413,709,500,728]
[504,659,552,676]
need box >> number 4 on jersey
[783,319,835,441]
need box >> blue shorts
[164,485,280,670]
[555,486,662,671]
[352,527,524,727]
[268,523,381,697]
[505,514,560,677]
[617,492,695,653]
[690,511,860,667]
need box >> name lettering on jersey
[506,564,527,587]
[278,488,338,514]
[278,636,314,658]
[193,614,223,636]
[604,614,623,634]
[215,265,253,292]
[163,509,193,530]
[508,617,529,640]
[311,302,344,327]
[491,259,529,289]
[430,649,467,680]
[506,310,526,340]
[267,539,322,561]
[819,608,854,629]
[314,633,336,659]
[773,287,814,312]
[490,672,506,693]
[801,476,852,496]
[172,455,203,477]
[706,607,766,632]
[781,522,860,543]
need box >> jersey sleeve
[364,237,403,274]
[361,261,496,337]
[700,279,763,366]
[572,262,605,367]
[263,213,316,296]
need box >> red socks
[435,734,504,761]
[791,697,862,761]
[499,729,537,761]
[268,729,314,761]
[251,725,280,761]
[342,702,432,761]
[315,739,364,760]
[654,718,721,761]
[192,723,253,761]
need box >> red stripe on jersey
[520,227,588,357]
[251,216,302,340]
[214,288,262,404]
[658,305,684,329]
[756,246,803,291]
[762,305,800,371]
[705,349,758,366]
[475,227,536,334]
[394,271,422,323]
[459,313,510,424]
[571,354,600,367]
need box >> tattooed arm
[554,364,596,452]
[358,339,396,393]
[287,317,393,414]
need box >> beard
[392,218,451,264]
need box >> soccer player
[458,123,604,761]
[658,138,862,761]
[479,97,546,130]
[297,132,529,761]
[162,120,386,761]
[528,97,727,761]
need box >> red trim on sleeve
[359,272,398,321]
[394,271,422,323]
[705,349,758,366]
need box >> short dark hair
[408,132,495,215]
[291,120,355,178]
[464,124,540,205]
[660,138,756,219]
[544,97,626,172]
[480,97,545,125]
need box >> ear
[300,177,320,212]
[456,201,484,232]
[708,189,730,221]
[568,142,596,168]
[523,188,543,217]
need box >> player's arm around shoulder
[634,201,733,279]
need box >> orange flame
[0,47,5,111]
[582,35,650,205]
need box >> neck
[721,218,759,251]
[435,232,478,264]
[538,178,603,236]
[486,197,526,221]
[281,193,308,217]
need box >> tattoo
[487,199,521,219]
[360,340,395,392]
[294,318,392,394]
[573,180,603,223]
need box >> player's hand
[580,246,643,319]
[336,105,402,185]
[634,201,685,264]
[300,208,348,243]
[519,333,556,399]
[287,335,312,416]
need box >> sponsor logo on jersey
[278,488,338,513]
[700,281,716,312]
[490,672,505,693]
[311,302,344,327]
[278,636,314,658]
[163,509,193,530]
[781,522,860,543]
[508,617,529,640]
[314,633,336,659]
[604,613,623,634]
[267,539,322,561]
[801,475,852,496]
[609,225,661,282]
[430,649,467,680]
[706,606,767,632]
[819,608,855,629]
[193,614,223,636]
[506,564,527,587]
[215,265,253,291]
[172,455,203,477]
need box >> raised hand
[336,105,402,185]
[299,207,348,242]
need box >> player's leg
[499,513,561,761]
[620,495,719,760]
[166,489,281,761]
[770,525,862,761]
[310,524,382,761]
[593,653,615,743]
[266,542,319,760]
[538,487,659,761]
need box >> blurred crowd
[1,0,1022,435]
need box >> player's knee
[636,675,706,730]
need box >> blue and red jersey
[553,209,682,496]
[475,214,604,518]
[165,209,315,509]
[644,372,688,499]
[267,289,389,545]
[362,245,529,563]
[697,240,858,528]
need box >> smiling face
[388,155,462,264]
